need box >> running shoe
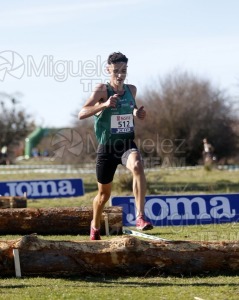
[90,223,101,240]
[136,216,153,231]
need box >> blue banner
[112,194,239,226]
[0,178,84,199]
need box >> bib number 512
[118,120,130,128]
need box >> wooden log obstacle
[0,206,122,235]
[1,235,239,277]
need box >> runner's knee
[132,159,143,174]
[97,190,111,205]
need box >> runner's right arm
[78,84,119,119]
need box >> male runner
[79,52,153,240]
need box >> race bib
[111,114,134,134]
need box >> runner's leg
[92,182,112,229]
[125,151,146,217]
[93,145,117,230]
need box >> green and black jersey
[94,83,136,145]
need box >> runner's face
[108,62,127,87]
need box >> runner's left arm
[129,85,146,120]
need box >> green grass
[1,222,239,243]
[145,167,239,195]
[1,167,239,299]
[1,275,239,300]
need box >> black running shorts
[96,140,139,184]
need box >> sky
[0,0,239,128]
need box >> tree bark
[0,207,122,235]
[1,235,239,277]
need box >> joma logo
[5,180,76,197]
[126,196,236,223]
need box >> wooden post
[0,196,27,209]
[13,249,21,278]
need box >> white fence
[0,164,238,175]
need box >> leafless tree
[0,92,35,163]
[136,71,238,165]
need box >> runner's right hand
[104,94,119,108]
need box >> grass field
[0,167,239,299]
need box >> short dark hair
[107,52,128,64]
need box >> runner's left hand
[136,106,146,120]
